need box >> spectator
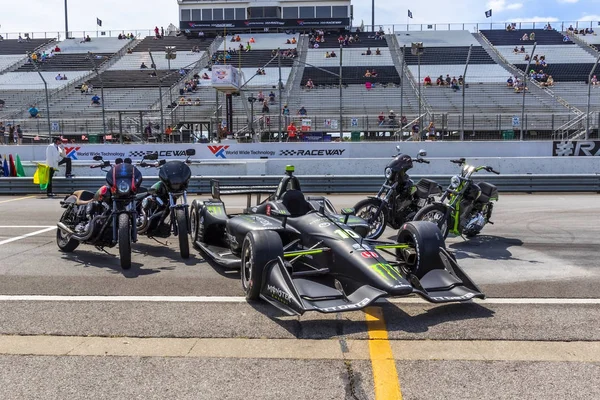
[202,72,210,79]
[507,76,514,87]
[140,62,148,69]
[16,124,23,145]
[365,47,372,55]
[55,73,62,80]
[424,75,432,86]
[458,75,464,85]
[330,50,337,57]
[91,95,101,105]
[126,48,133,54]
[161,27,164,37]
[365,81,372,91]
[325,51,331,58]
[305,78,314,89]
[436,75,444,86]
[0,122,5,144]
[522,33,529,41]
[262,100,270,113]
[513,46,519,53]
[249,37,256,43]
[286,121,298,142]
[0,99,4,109]
[378,112,385,126]
[542,75,554,87]
[451,80,460,92]
[412,122,420,141]
[292,37,297,44]
[371,69,378,78]
[298,106,307,116]
[364,69,372,78]
[269,91,276,104]
[592,75,598,86]
[245,42,252,52]
[54,45,61,52]
[520,45,525,53]
[563,35,570,42]
[165,125,173,142]
[80,83,88,93]
[375,48,381,55]
[529,32,535,40]
[8,124,15,145]
[257,91,265,102]
[144,122,153,140]
[29,106,39,118]
[154,26,160,38]
[445,74,451,86]
[427,121,436,140]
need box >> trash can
[88,134,100,144]
[351,131,361,142]
[501,130,514,140]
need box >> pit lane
[0,193,598,399]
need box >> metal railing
[1,174,599,195]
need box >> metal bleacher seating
[0,38,54,55]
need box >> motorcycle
[136,149,195,259]
[413,158,500,239]
[353,147,442,239]
[56,156,143,269]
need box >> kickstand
[95,246,111,255]
[151,237,169,246]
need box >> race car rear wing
[210,179,278,209]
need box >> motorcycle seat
[477,182,498,203]
[415,179,442,199]
[73,190,95,206]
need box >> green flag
[15,154,26,177]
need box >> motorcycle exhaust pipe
[57,222,75,235]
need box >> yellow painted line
[0,195,35,204]
[365,306,403,400]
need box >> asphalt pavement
[0,193,598,399]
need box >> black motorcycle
[353,147,441,239]
[413,158,500,239]
[56,156,143,269]
[136,149,195,259]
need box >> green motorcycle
[413,158,500,239]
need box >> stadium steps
[476,31,577,115]
[566,32,600,58]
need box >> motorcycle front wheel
[118,213,132,270]
[176,209,190,259]
[354,198,388,240]
[413,203,450,239]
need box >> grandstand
[2,10,599,142]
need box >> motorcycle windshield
[388,154,413,172]
[106,164,143,193]
[158,161,191,191]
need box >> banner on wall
[552,141,600,157]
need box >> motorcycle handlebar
[90,165,102,169]
[488,167,500,175]
[450,159,465,164]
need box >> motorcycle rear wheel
[354,198,387,240]
[57,210,79,253]
[176,209,190,259]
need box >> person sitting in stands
[543,75,554,87]
[286,122,298,142]
[364,69,372,78]
[235,35,241,42]
[286,39,291,44]
[313,42,319,49]
[225,52,231,60]
[524,54,530,61]
[298,106,307,116]
[179,97,186,105]
[520,45,526,53]
[81,83,88,93]
[507,76,514,87]
[61,74,68,80]
[378,112,385,126]
[140,62,148,69]
[330,50,336,57]
[513,46,519,53]
[202,72,209,79]
[54,44,61,52]
[249,37,255,43]
[563,35,570,42]
[458,75,464,85]
[338,35,344,44]
[540,59,547,67]
[269,91,276,104]
[445,74,451,85]
[126,48,133,54]
[291,37,297,44]
[436,75,444,86]
[239,43,244,52]
[529,32,535,40]
[305,79,314,89]
[522,33,529,41]
[364,47,372,55]
[230,36,236,42]
[375,48,381,55]
[325,51,331,58]
[91,95,101,105]
[29,106,39,118]
[451,79,460,92]
[424,75,432,86]
[55,73,62,80]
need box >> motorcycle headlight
[117,181,130,194]
[384,167,393,180]
[450,175,460,189]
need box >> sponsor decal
[266,204,271,216]
[64,146,80,160]
[333,229,360,239]
[320,297,371,312]
[369,263,401,281]
[208,145,230,159]
[352,243,372,251]
[553,141,600,156]
[253,216,273,226]
[430,292,476,301]
[206,205,224,215]
[279,149,346,157]
[266,284,293,305]
[360,251,379,259]
[128,150,190,158]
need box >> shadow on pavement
[61,250,160,278]
[449,235,535,262]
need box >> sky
[0,0,599,37]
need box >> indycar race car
[190,166,485,315]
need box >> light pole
[64,0,69,39]
[278,48,283,142]
[149,51,164,142]
[371,0,375,33]
[248,94,257,142]
[88,52,107,135]
[31,57,52,141]
[339,44,343,138]
[521,42,536,141]
[411,42,424,140]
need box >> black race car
[190,166,484,315]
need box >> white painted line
[0,226,55,228]
[0,295,598,305]
[0,226,57,246]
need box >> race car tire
[241,230,283,300]
[353,198,387,240]
[176,209,190,259]
[396,221,445,279]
